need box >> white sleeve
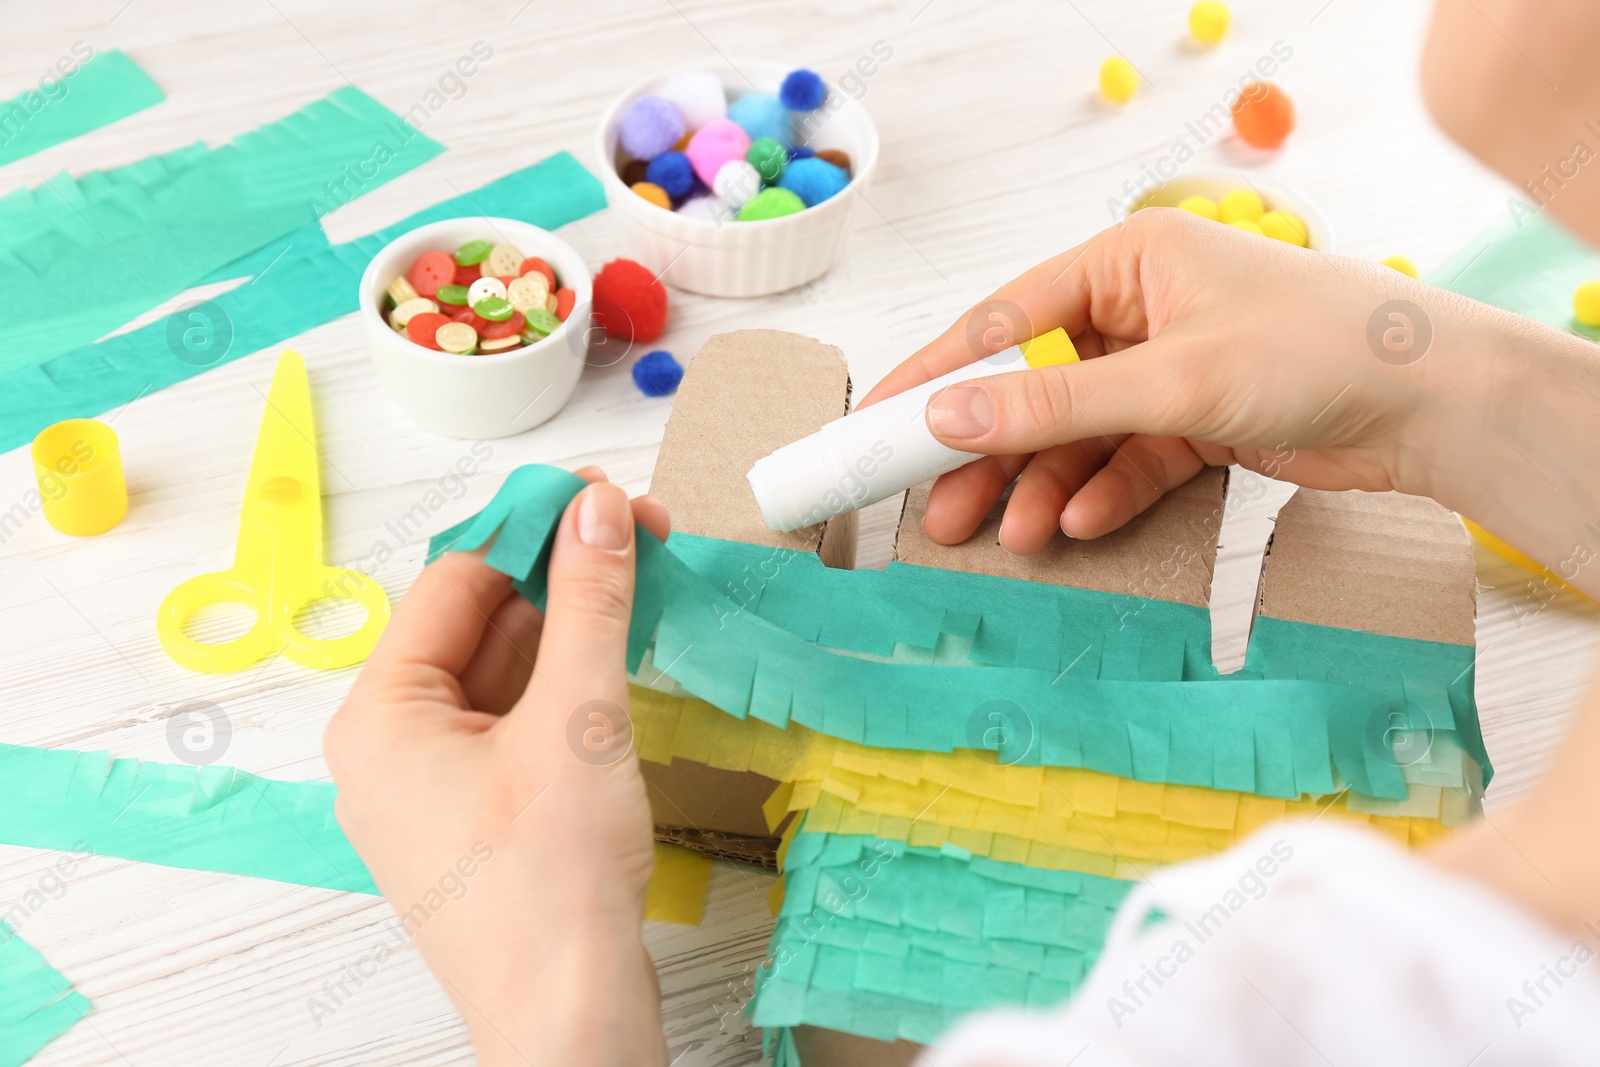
[922,821,1600,1067]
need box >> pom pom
[592,258,667,343]
[779,69,827,111]
[813,148,852,176]
[1231,82,1295,149]
[727,92,791,145]
[738,187,805,221]
[713,160,762,209]
[658,69,727,131]
[685,119,751,184]
[777,157,849,207]
[619,96,684,160]
[746,137,788,183]
[1099,56,1138,103]
[632,349,684,396]
[787,145,815,161]
[631,182,672,210]
[677,195,733,223]
[620,158,649,187]
[645,151,694,200]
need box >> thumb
[924,336,1209,455]
[511,481,636,752]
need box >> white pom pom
[659,70,727,132]
[677,195,736,224]
[712,160,761,210]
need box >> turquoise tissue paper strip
[0,921,90,1067]
[426,465,1489,803]
[749,829,1134,1044]
[0,743,375,895]
[0,85,442,376]
[0,49,164,169]
[0,152,606,453]
[1432,210,1600,340]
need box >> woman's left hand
[325,467,670,1067]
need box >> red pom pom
[591,259,667,342]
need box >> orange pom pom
[1232,82,1295,149]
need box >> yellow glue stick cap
[1019,327,1079,369]
[32,419,127,537]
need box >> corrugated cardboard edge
[794,1024,921,1067]
[642,329,855,865]
[1256,488,1477,645]
[893,467,1228,607]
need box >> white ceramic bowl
[1123,169,1335,251]
[361,217,592,439]
[596,59,880,297]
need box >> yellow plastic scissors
[157,350,391,673]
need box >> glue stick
[747,328,1078,531]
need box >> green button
[435,284,469,306]
[473,296,514,321]
[454,239,492,266]
[523,308,560,337]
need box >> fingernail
[577,484,630,550]
[927,386,993,439]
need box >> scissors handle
[156,570,278,674]
[280,566,392,671]
[156,567,391,674]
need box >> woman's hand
[863,208,1590,562]
[325,467,669,1067]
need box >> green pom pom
[738,187,805,221]
[746,137,787,184]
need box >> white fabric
[923,821,1600,1067]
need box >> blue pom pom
[778,157,849,207]
[779,69,827,111]
[645,152,694,201]
[727,92,791,146]
[619,96,684,160]
[632,350,683,397]
[787,145,815,161]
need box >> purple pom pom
[646,151,694,200]
[632,350,683,397]
[780,69,827,111]
[620,96,684,160]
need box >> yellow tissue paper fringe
[644,843,713,926]
[629,685,1457,879]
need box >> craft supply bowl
[361,218,592,439]
[596,59,880,297]
[1123,169,1335,251]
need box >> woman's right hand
[862,208,1586,562]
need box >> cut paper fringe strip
[631,686,1466,879]
[428,466,1490,805]
[0,86,442,374]
[0,152,605,453]
[0,921,90,1067]
[0,49,163,169]
[750,829,1133,1045]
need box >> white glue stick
[746,328,1078,531]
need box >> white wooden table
[3,0,1598,1063]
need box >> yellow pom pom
[1573,280,1600,327]
[1218,188,1265,224]
[1381,255,1419,278]
[1099,56,1139,103]
[1259,210,1308,246]
[1177,195,1220,221]
[1229,219,1264,236]
[631,181,672,210]
[1189,1,1231,44]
